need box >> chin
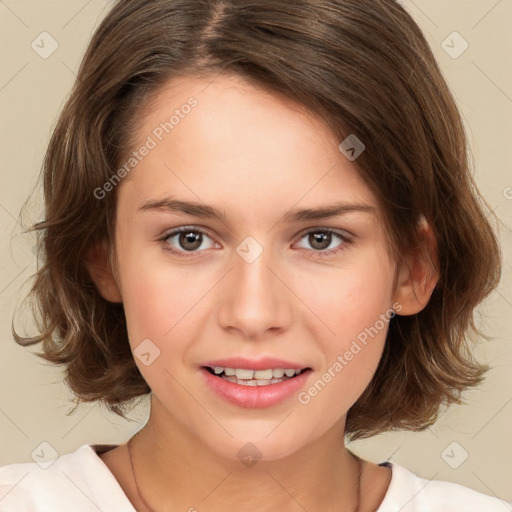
[201,429,310,464]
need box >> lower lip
[200,368,312,408]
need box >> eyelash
[158,226,353,259]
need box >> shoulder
[377,461,512,512]
[0,444,135,512]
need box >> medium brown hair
[14,0,501,441]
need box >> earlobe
[84,241,123,303]
[393,215,439,316]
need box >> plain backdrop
[0,0,511,502]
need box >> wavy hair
[13,0,501,441]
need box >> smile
[204,366,307,386]
[201,366,312,408]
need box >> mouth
[202,366,311,387]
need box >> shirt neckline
[87,443,137,510]
[87,444,398,511]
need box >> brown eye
[161,227,217,256]
[308,232,332,250]
[176,231,203,251]
[295,229,351,257]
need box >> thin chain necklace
[127,434,364,512]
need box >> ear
[392,215,439,315]
[84,240,123,303]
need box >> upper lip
[201,357,310,371]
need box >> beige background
[1,0,511,502]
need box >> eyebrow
[138,198,376,224]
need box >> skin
[87,73,439,512]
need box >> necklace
[127,434,364,512]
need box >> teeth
[224,375,285,386]
[253,369,273,380]
[235,368,255,380]
[213,366,302,382]
[209,366,304,382]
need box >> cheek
[294,255,394,406]
[299,253,395,341]
[121,267,199,340]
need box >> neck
[127,400,364,512]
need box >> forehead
[135,72,340,159]
[119,73,379,223]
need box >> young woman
[1,1,509,510]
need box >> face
[112,73,401,461]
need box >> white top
[0,444,510,511]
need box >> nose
[217,239,294,340]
